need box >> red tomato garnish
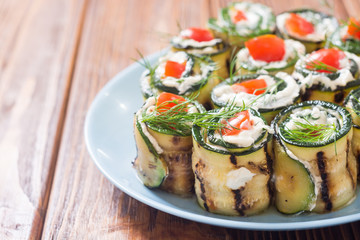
[156,92,187,114]
[347,17,360,40]
[184,27,214,42]
[164,60,186,78]
[233,10,247,22]
[305,48,346,73]
[245,35,285,62]
[231,79,267,95]
[221,110,253,136]
[285,13,314,37]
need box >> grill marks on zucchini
[232,188,246,216]
[194,160,210,211]
[230,154,237,165]
[272,101,356,213]
[316,151,332,211]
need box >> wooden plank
[41,0,215,239]
[0,0,87,239]
[42,0,355,239]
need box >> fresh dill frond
[305,59,338,73]
[141,97,247,136]
[133,49,158,77]
[281,119,338,143]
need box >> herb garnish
[305,59,338,73]
[280,118,338,143]
[141,96,246,136]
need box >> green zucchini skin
[171,41,231,80]
[192,108,272,216]
[328,26,360,56]
[207,2,276,49]
[294,55,360,104]
[140,52,219,106]
[272,100,357,214]
[133,116,167,188]
[276,9,338,53]
[235,38,305,76]
[133,98,204,196]
[344,88,360,178]
[210,73,300,123]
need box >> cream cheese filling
[236,39,305,70]
[212,72,300,110]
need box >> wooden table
[2,0,360,239]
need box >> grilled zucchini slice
[272,100,357,214]
[211,72,300,123]
[293,48,360,104]
[192,108,272,216]
[207,2,275,49]
[276,9,338,53]
[133,95,204,196]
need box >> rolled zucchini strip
[344,88,360,176]
[171,27,231,79]
[140,51,218,107]
[272,101,357,214]
[211,72,300,123]
[192,108,272,216]
[235,34,305,75]
[328,18,360,56]
[276,9,338,53]
[207,2,275,49]
[293,48,360,104]
[133,94,204,196]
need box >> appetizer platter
[85,1,360,230]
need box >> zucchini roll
[133,92,204,196]
[272,101,357,214]
[207,2,275,49]
[171,27,231,79]
[211,72,300,123]
[235,34,305,75]
[329,18,360,56]
[293,48,360,104]
[192,108,272,216]
[140,51,218,107]
[276,9,338,53]
[344,88,360,175]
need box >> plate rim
[84,50,360,231]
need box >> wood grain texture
[0,0,87,239]
[1,0,358,239]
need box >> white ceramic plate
[84,50,360,231]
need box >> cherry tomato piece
[221,110,252,136]
[233,10,247,23]
[156,92,187,114]
[245,35,285,62]
[164,60,186,78]
[305,48,346,73]
[231,79,267,95]
[285,13,314,37]
[347,17,360,40]
[185,27,214,42]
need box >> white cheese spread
[294,51,360,91]
[226,167,256,189]
[213,113,267,147]
[276,11,336,42]
[217,2,275,35]
[155,52,214,94]
[236,39,305,70]
[212,72,300,110]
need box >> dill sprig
[281,119,337,143]
[141,97,246,136]
[305,59,338,73]
[133,49,158,77]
